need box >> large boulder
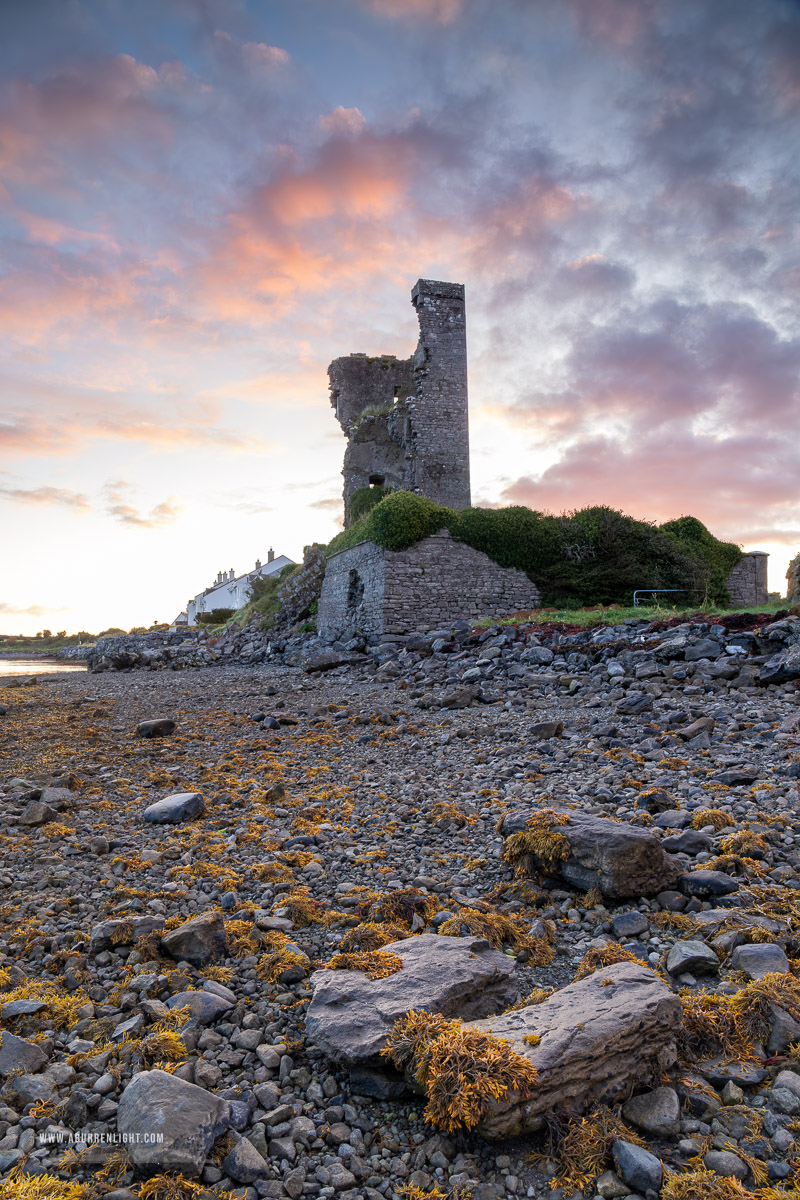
[760,646,800,685]
[161,911,227,967]
[143,792,205,824]
[137,718,176,738]
[0,1030,48,1076]
[18,800,59,827]
[467,962,681,1138]
[116,1068,230,1175]
[499,807,682,898]
[306,934,518,1066]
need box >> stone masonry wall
[317,530,540,641]
[316,540,386,641]
[787,554,800,604]
[726,551,769,607]
[409,279,471,512]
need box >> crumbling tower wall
[410,278,471,511]
[328,279,471,527]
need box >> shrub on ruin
[661,515,742,604]
[326,491,741,607]
[349,483,392,523]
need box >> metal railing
[632,589,687,608]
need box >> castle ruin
[317,277,770,642]
[329,278,471,526]
[319,279,542,640]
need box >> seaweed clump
[382,1009,539,1133]
[680,971,800,1060]
[323,950,404,979]
[532,1105,646,1194]
[501,809,571,879]
[438,907,556,966]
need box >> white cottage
[186,548,294,624]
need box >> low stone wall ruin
[317,529,540,641]
[725,551,769,607]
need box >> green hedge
[325,492,742,607]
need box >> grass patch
[474,598,789,630]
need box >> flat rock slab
[302,650,368,673]
[306,934,518,1066]
[712,765,759,786]
[500,807,682,898]
[143,791,205,824]
[39,787,73,809]
[116,1068,231,1175]
[467,962,681,1138]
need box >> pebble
[3,611,800,1198]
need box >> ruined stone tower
[329,279,471,526]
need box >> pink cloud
[102,481,182,529]
[319,107,367,138]
[359,0,464,23]
[0,483,90,510]
[0,406,262,457]
[211,30,289,73]
[501,430,799,544]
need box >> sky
[1,0,799,634]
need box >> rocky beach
[1,612,800,1200]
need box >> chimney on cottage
[268,548,275,563]
[255,558,261,571]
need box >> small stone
[610,911,648,938]
[721,1081,744,1106]
[166,989,233,1024]
[616,692,653,715]
[666,940,719,976]
[90,915,164,952]
[529,721,564,739]
[680,871,739,898]
[19,800,59,826]
[222,1137,271,1183]
[0,1030,48,1076]
[770,1086,800,1116]
[612,1141,663,1193]
[595,1172,629,1199]
[773,1069,800,1100]
[622,1087,680,1138]
[704,1150,749,1180]
[730,942,790,980]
